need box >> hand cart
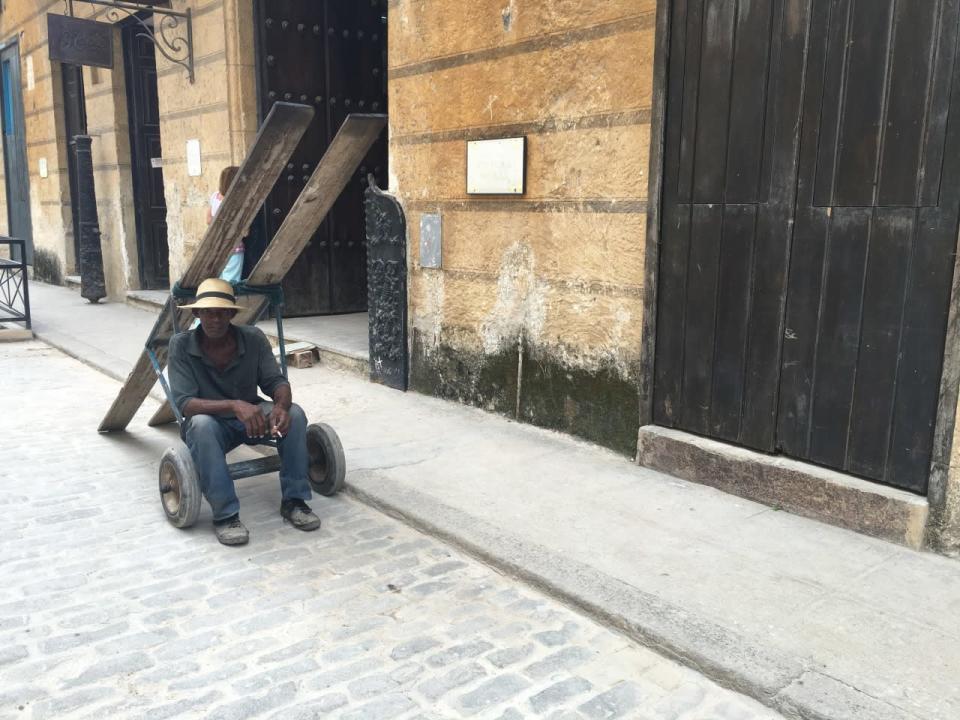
[148,282,346,528]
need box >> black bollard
[364,174,408,391]
[73,135,106,303]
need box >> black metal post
[73,135,106,303]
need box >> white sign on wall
[38,158,47,178]
[466,137,526,195]
[186,139,202,177]
[25,56,34,91]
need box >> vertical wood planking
[846,208,913,478]
[834,0,895,207]
[920,0,960,206]
[812,0,853,207]
[807,207,871,469]
[709,204,757,441]
[692,0,737,202]
[777,206,829,457]
[653,0,693,428]
[738,0,809,452]
[876,2,939,206]
[724,0,774,204]
[677,0,707,201]
[653,205,692,426]
[888,208,957,490]
[680,203,723,434]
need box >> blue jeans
[184,402,312,522]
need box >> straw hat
[181,278,241,310]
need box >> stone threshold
[636,425,928,549]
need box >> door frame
[0,36,33,264]
[637,0,960,520]
[120,12,168,290]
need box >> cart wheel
[158,445,202,528]
[306,423,346,496]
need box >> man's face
[194,308,237,339]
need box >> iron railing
[0,237,31,329]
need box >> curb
[344,470,918,720]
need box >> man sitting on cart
[168,278,321,546]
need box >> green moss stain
[520,346,639,455]
[410,329,640,456]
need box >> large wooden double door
[654,0,960,493]
[254,0,388,316]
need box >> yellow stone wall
[389,0,656,452]
[0,0,257,296]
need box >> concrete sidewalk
[25,281,960,720]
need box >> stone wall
[0,0,257,297]
[389,0,656,454]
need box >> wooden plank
[724,0,774,204]
[692,0,736,203]
[709,204,757,441]
[98,103,315,432]
[846,208,913,479]
[679,203,722,434]
[807,207,871,470]
[248,114,387,285]
[834,0,895,207]
[776,206,830,457]
[676,0,705,202]
[811,0,854,207]
[738,0,809,452]
[145,114,386,428]
[920,0,960,206]
[652,203,691,427]
[876,2,939,206]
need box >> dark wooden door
[654,0,960,493]
[254,0,388,316]
[122,18,169,289]
[1,42,33,263]
[62,63,88,270]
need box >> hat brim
[181,299,241,310]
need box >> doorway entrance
[653,0,960,493]
[0,40,33,263]
[62,63,88,272]
[122,16,169,290]
[253,0,388,316]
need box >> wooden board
[98,103,314,432]
[144,113,386,428]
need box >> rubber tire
[306,422,346,496]
[158,444,202,528]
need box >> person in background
[207,165,245,284]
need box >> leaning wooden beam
[99,103,315,433]
[145,113,387,428]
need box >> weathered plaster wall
[389,0,656,453]
[0,0,257,295]
[0,1,72,275]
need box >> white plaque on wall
[38,158,47,178]
[186,139,202,177]
[466,137,526,195]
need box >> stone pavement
[19,281,960,720]
[0,341,779,720]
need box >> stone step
[123,289,370,379]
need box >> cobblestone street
[0,342,780,720]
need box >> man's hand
[268,405,291,437]
[234,400,267,437]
